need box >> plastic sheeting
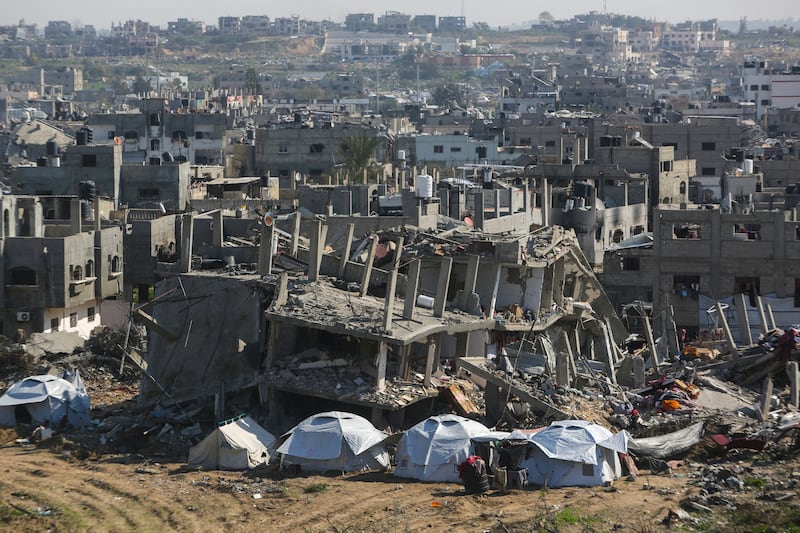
[0,371,91,428]
[628,422,704,459]
[188,416,276,470]
[277,411,389,473]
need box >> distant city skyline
[2,0,797,30]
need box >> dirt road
[0,439,722,533]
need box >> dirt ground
[0,435,798,533]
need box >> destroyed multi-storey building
[137,178,625,431]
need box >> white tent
[277,411,389,473]
[517,420,629,488]
[394,414,504,482]
[188,416,276,470]
[0,371,91,428]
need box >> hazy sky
[3,0,798,30]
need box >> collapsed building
[137,190,626,430]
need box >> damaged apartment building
[0,194,124,339]
[137,180,625,430]
[603,181,800,342]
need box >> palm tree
[341,135,382,184]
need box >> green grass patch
[555,507,581,525]
[0,503,27,522]
[744,477,766,489]
[303,483,329,494]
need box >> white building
[414,134,500,167]
[742,60,800,121]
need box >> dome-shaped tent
[0,372,90,428]
[277,411,389,473]
[394,414,504,482]
[518,420,629,487]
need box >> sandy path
[0,443,696,532]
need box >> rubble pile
[264,351,439,409]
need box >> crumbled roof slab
[267,276,493,346]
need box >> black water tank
[76,129,88,146]
[80,199,94,220]
[79,180,96,201]
[46,139,58,156]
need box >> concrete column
[403,259,421,319]
[787,361,799,409]
[541,178,550,227]
[180,212,194,273]
[382,238,404,334]
[561,330,577,383]
[257,219,274,276]
[555,345,570,387]
[433,257,453,318]
[450,188,463,220]
[756,295,769,335]
[212,210,223,247]
[539,265,555,312]
[359,235,378,297]
[715,301,739,357]
[507,188,513,216]
[553,258,565,308]
[632,356,645,388]
[308,219,325,282]
[291,211,302,256]
[665,302,681,358]
[642,311,661,375]
[735,293,753,345]
[488,263,502,319]
[493,189,501,219]
[274,272,289,307]
[473,191,484,230]
[766,303,777,331]
[424,339,436,387]
[523,182,529,212]
[602,321,617,385]
[759,377,773,421]
[376,341,388,391]
[397,345,410,380]
[339,223,355,278]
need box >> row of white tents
[188,412,632,488]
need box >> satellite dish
[263,212,274,227]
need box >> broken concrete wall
[125,215,179,291]
[139,275,271,405]
[481,212,534,236]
